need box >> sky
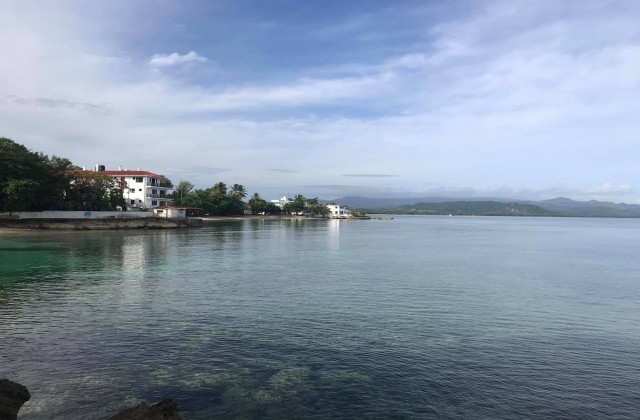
[1,0,639,202]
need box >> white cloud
[584,183,633,196]
[1,0,640,201]
[149,51,208,67]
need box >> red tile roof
[70,170,164,178]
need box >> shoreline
[201,215,380,221]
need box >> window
[152,189,157,194]
[130,200,135,204]
[130,189,135,193]
[135,177,143,183]
[152,200,158,206]
[139,189,142,192]
[138,200,142,203]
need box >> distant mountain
[528,197,640,218]
[360,201,555,217]
[330,196,640,218]
[329,196,509,208]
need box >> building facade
[326,204,351,218]
[270,196,294,208]
[77,166,173,210]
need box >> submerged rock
[108,399,182,420]
[0,379,31,420]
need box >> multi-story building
[270,196,294,208]
[326,204,351,218]
[80,165,173,210]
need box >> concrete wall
[0,211,153,219]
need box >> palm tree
[230,184,247,199]
[211,182,227,197]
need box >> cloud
[1,1,639,203]
[584,183,633,196]
[342,174,399,178]
[7,95,113,115]
[267,169,301,173]
[149,51,208,67]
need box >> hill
[330,196,640,218]
[362,201,555,217]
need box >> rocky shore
[0,217,203,230]
[0,379,182,419]
[0,379,30,420]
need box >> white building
[270,196,294,209]
[79,166,173,209]
[154,206,193,219]
[326,204,351,218]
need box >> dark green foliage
[176,181,249,216]
[0,137,76,211]
[66,171,126,211]
[247,193,283,215]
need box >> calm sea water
[1,216,640,419]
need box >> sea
[1,216,639,419]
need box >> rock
[0,379,31,420]
[108,399,182,420]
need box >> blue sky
[1,0,639,202]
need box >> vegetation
[281,195,331,217]
[1,137,76,211]
[365,201,557,216]
[247,193,282,215]
[171,182,249,216]
[66,171,126,211]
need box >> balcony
[146,194,171,199]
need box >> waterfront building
[270,196,294,209]
[77,165,173,210]
[326,204,351,218]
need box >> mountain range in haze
[330,196,640,218]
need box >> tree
[308,203,331,218]
[0,137,76,211]
[264,202,282,215]
[230,184,247,199]
[211,182,227,197]
[172,180,194,204]
[248,193,267,214]
[3,179,39,212]
[67,172,125,211]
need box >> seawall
[0,217,203,230]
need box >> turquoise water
[1,216,640,418]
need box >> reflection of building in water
[120,232,171,300]
[327,219,341,251]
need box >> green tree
[248,192,267,214]
[282,194,306,214]
[172,180,194,205]
[0,137,76,211]
[308,203,331,217]
[264,202,283,215]
[67,172,125,211]
[3,179,39,212]
[230,184,247,199]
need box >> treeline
[1,137,127,212]
[171,182,331,217]
[1,136,334,216]
[366,201,557,216]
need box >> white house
[326,204,351,218]
[270,196,294,209]
[78,166,173,210]
[154,206,195,219]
